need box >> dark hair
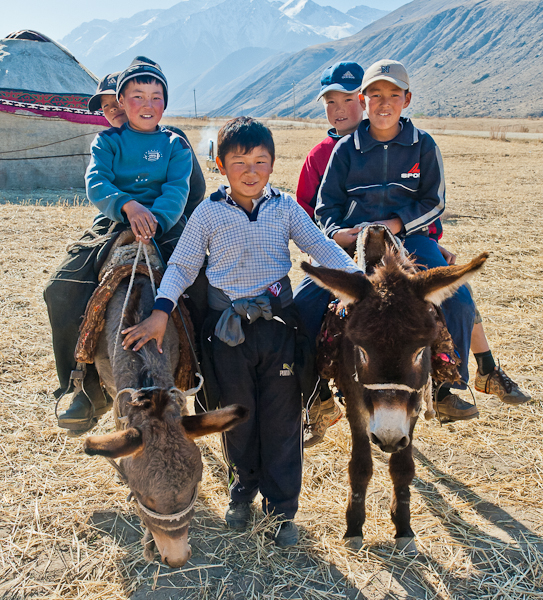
[119,75,166,97]
[217,117,275,163]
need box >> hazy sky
[2,0,410,42]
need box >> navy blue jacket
[315,118,445,238]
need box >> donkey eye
[355,345,368,365]
[413,348,426,365]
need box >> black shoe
[225,501,252,530]
[57,391,108,430]
[271,520,299,548]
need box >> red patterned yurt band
[0,91,109,126]
[0,89,91,109]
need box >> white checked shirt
[156,184,360,305]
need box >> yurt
[0,30,108,190]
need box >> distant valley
[62,0,387,114]
[213,0,543,118]
[62,0,543,119]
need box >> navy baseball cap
[316,61,364,101]
[88,72,120,113]
[116,56,168,108]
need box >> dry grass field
[1,120,542,599]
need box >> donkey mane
[123,282,144,329]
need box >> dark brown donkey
[303,227,487,553]
[80,243,247,567]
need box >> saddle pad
[75,264,196,391]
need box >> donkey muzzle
[368,390,412,453]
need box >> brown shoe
[304,398,343,448]
[474,367,531,405]
[436,393,479,422]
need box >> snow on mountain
[215,0,543,119]
[279,0,364,39]
[60,0,387,113]
[93,0,331,91]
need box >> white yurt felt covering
[0,31,108,190]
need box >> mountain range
[61,0,388,114]
[213,0,543,118]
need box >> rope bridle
[112,240,157,365]
[103,375,204,529]
[360,377,435,421]
[353,342,435,420]
[104,453,199,530]
[94,239,206,530]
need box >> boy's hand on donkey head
[333,227,363,248]
[122,310,169,353]
[122,200,158,243]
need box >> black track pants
[213,317,303,520]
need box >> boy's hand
[332,227,363,248]
[373,217,403,235]
[437,243,456,265]
[122,310,169,353]
[122,200,158,244]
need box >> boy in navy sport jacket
[314,59,479,422]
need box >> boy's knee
[443,284,476,322]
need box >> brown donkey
[303,234,487,553]
[83,266,248,567]
[85,391,247,567]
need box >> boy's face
[216,145,274,206]
[118,80,165,132]
[322,90,364,136]
[360,80,412,142]
[100,95,128,128]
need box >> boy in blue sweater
[315,59,479,421]
[44,57,193,434]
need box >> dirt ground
[1,120,542,599]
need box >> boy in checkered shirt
[122,116,361,547]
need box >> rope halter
[133,485,199,532]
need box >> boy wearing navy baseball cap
[294,61,365,446]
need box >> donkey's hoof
[395,536,418,555]
[344,536,363,551]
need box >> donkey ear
[181,405,249,440]
[412,253,488,306]
[301,262,371,306]
[84,428,143,458]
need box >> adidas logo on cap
[342,71,355,79]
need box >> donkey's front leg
[344,423,373,549]
[389,436,417,554]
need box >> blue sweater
[85,123,193,235]
[315,118,445,238]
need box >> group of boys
[45,54,530,549]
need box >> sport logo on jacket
[401,163,420,179]
[144,150,162,162]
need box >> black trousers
[212,316,303,520]
[43,217,207,398]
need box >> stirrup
[433,379,476,425]
[54,363,95,420]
